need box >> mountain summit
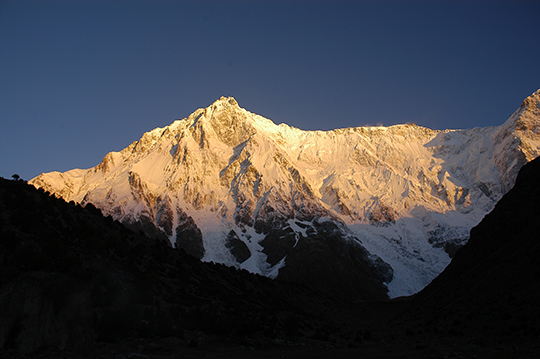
[31,90,540,299]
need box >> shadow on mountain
[2,157,540,358]
[0,178,388,357]
[390,155,540,350]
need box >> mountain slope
[0,177,381,355]
[31,90,540,298]
[392,155,540,347]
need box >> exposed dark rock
[123,215,170,243]
[175,210,204,259]
[225,230,251,263]
[369,203,396,225]
[155,198,174,236]
[427,225,469,257]
[253,204,285,234]
[370,256,394,284]
[260,226,297,266]
[277,220,391,301]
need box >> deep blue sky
[1,0,539,180]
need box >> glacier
[30,90,540,299]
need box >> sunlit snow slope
[31,90,540,298]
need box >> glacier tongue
[30,90,540,299]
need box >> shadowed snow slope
[31,90,540,298]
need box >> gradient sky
[1,0,539,180]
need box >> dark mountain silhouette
[395,155,540,347]
[2,155,540,358]
[0,178,384,357]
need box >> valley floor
[11,298,540,359]
[26,334,540,359]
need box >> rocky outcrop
[260,226,298,267]
[225,230,251,263]
[369,202,396,225]
[175,210,204,259]
[277,220,393,300]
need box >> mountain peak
[211,96,239,109]
[186,96,260,148]
[501,88,540,139]
[30,90,540,299]
[520,88,540,110]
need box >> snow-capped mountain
[31,90,540,299]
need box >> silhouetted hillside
[2,169,540,358]
[0,178,376,357]
[394,156,540,350]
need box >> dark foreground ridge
[393,154,540,347]
[2,156,540,358]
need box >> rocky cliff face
[31,90,540,298]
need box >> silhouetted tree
[11,174,20,181]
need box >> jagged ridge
[31,90,540,298]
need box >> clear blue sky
[1,0,539,180]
